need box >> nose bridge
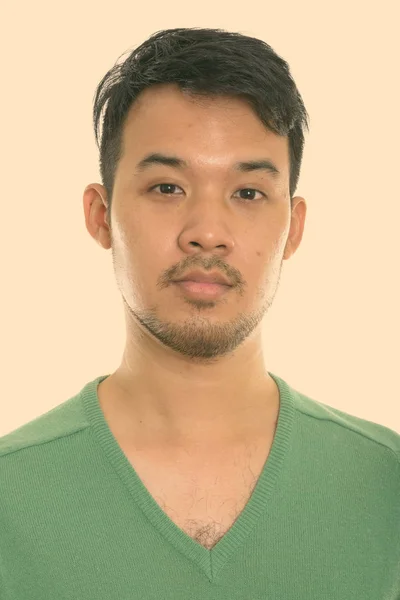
[188,171,231,215]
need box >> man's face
[97,84,304,362]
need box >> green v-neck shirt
[0,371,399,599]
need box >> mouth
[173,280,232,299]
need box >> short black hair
[92,27,310,221]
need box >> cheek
[124,234,173,291]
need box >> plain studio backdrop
[0,0,399,435]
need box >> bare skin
[97,372,280,549]
[83,84,307,548]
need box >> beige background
[1,1,399,435]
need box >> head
[84,27,309,365]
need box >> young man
[1,27,399,599]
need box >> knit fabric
[0,372,399,599]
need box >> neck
[98,349,279,448]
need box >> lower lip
[174,280,231,298]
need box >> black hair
[92,27,310,221]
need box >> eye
[234,188,266,201]
[148,183,266,201]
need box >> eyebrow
[134,152,281,178]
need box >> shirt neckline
[81,371,296,578]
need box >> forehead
[120,84,289,177]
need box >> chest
[123,437,273,550]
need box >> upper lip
[174,270,232,286]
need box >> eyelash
[148,183,267,202]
